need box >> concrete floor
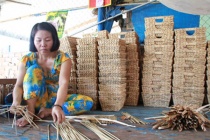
[0,106,210,140]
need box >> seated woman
[8,22,93,127]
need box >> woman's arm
[52,58,72,123]
[12,62,26,106]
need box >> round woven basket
[99,93,126,111]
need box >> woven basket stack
[173,27,207,107]
[76,37,99,110]
[207,41,210,104]
[59,37,78,94]
[142,16,174,107]
[98,37,127,111]
[123,32,140,106]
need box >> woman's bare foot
[16,117,30,127]
[37,107,52,119]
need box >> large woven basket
[142,92,171,107]
[173,92,204,108]
[175,27,206,37]
[145,16,174,30]
[99,93,126,111]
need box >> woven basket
[125,92,139,106]
[76,70,98,77]
[77,83,98,91]
[77,77,98,84]
[145,16,174,30]
[173,92,204,108]
[76,58,97,64]
[145,38,174,46]
[173,64,206,74]
[172,87,204,94]
[99,83,126,92]
[144,45,174,53]
[125,31,138,38]
[127,52,139,59]
[99,71,127,77]
[77,50,98,58]
[175,36,206,44]
[142,85,171,93]
[77,89,98,96]
[175,27,206,37]
[124,37,139,45]
[98,59,127,66]
[142,92,171,107]
[173,72,205,81]
[99,77,126,84]
[127,80,139,87]
[108,33,124,39]
[127,67,140,73]
[98,52,126,60]
[174,58,206,65]
[76,37,98,45]
[174,49,206,58]
[142,64,172,73]
[77,63,98,70]
[98,45,126,53]
[174,42,207,50]
[145,30,174,39]
[143,59,173,66]
[99,66,126,71]
[98,39,126,46]
[83,30,109,38]
[127,73,139,80]
[172,79,204,87]
[126,44,139,52]
[76,44,97,51]
[142,79,171,86]
[99,93,126,111]
[144,51,174,59]
[142,71,172,80]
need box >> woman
[9,22,93,127]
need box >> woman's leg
[62,94,93,116]
[17,64,45,127]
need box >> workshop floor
[0,106,210,140]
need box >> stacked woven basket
[173,27,207,107]
[142,16,174,107]
[98,37,127,111]
[59,37,78,94]
[124,32,140,106]
[76,37,99,110]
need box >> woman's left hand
[52,105,65,124]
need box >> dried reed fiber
[52,120,90,140]
[80,120,120,140]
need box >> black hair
[29,22,60,52]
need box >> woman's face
[34,30,53,54]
